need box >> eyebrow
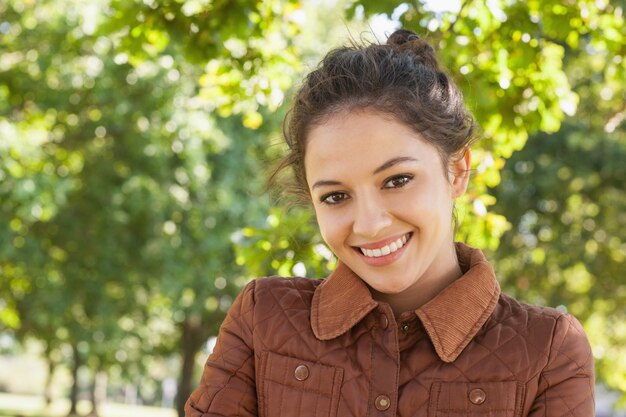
[373,156,419,174]
[311,180,342,190]
[310,156,419,190]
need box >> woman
[185,29,594,417]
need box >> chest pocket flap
[429,380,525,417]
[258,351,343,417]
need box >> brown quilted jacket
[185,243,595,416]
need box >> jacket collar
[310,243,501,362]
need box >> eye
[383,174,413,189]
[320,192,349,205]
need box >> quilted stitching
[185,282,258,416]
[185,245,594,417]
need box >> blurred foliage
[0,0,298,414]
[0,0,625,413]
[491,11,626,399]
[493,121,626,402]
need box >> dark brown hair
[272,29,476,202]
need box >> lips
[356,233,411,258]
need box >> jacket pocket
[258,351,343,417]
[428,380,525,417]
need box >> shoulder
[494,292,585,329]
[495,292,562,319]
[247,276,322,303]
[489,293,593,373]
[491,292,587,337]
[235,277,324,353]
[237,276,323,315]
[252,275,322,294]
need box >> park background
[0,0,625,416]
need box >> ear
[449,148,471,198]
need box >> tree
[1,0,300,415]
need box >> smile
[358,233,411,258]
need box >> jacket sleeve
[185,280,258,417]
[528,313,595,417]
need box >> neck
[370,243,463,318]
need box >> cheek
[394,185,454,222]
[314,209,350,247]
[312,207,331,241]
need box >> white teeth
[359,234,410,258]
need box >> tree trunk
[87,379,98,417]
[68,345,81,416]
[125,383,138,405]
[176,315,206,417]
[44,355,56,406]
[94,370,108,407]
[87,365,106,417]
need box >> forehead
[304,110,441,179]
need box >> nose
[352,194,393,238]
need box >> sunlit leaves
[0,302,20,330]
[235,207,336,279]
[101,0,301,124]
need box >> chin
[369,282,411,295]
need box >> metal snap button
[375,394,391,411]
[294,364,309,381]
[380,314,389,330]
[399,322,409,333]
[468,388,486,405]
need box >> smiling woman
[305,111,471,311]
[185,29,595,417]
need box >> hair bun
[387,29,420,46]
[387,29,439,71]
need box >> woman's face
[304,110,470,295]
